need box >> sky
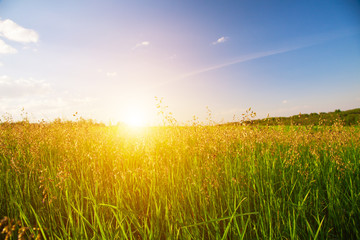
[0,0,359,125]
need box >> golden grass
[0,114,359,239]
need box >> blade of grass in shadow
[30,205,47,240]
[180,212,258,229]
[314,216,325,240]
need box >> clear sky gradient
[0,0,359,124]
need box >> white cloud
[0,19,39,43]
[0,39,17,54]
[282,100,288,104]
[0,75,51,98]
[0,62,3,67]
[212,36,229,45]
[106,72,117,77]
[133,41,150,50]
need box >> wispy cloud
[282,100,288,104]
[212,36,228,45]
[0,39,17,54]
[0,19,39,43]
[0,75,51,98]
[156,46,301,87]
[153,29,358,89]
[0,62,3,67]
[133,41,150,50]
[0,95,95,122]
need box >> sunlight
[122,106,148,127]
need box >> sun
[123,107,147,127]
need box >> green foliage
[243,108,360,126]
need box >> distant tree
[345,114,358,125]
[335,109,341,113]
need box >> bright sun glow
[123,107,147,127]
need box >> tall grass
[0,116,359,239]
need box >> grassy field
[0,117,359,239]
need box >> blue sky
[0,0,359,124]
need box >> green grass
[0,119,359,239]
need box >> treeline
[242,108,360,126]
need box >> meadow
[0,114,359,239]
